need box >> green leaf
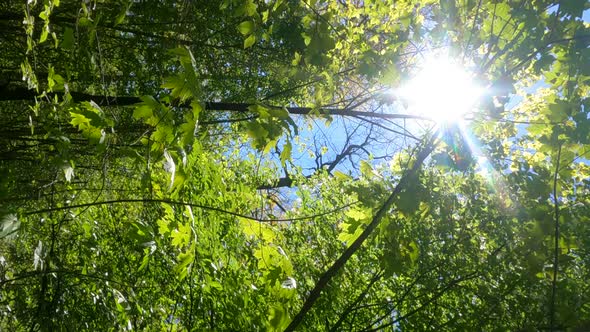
[78,17,93,27]
[527,123,547,136]
[170,221,191,247]
[338,220,363,246]
[133,96,162,126]
[40,27,49,43]
[396,184,420,216]
[402,240,419,264]
[238,21,254,36]
[244,34,256,48]
[138,250,150,272]
[279,140,292,166]
[157,218,171,237]
[302,33,311,46]
[345,207,369,221]
[241,218,276,243]
[334,170,351,181]
[168,47,191,60]
[292,52,302,66]
[162,75,194,102]
[133,104,153,120]
[268,305,289,331]
[151,125,174,145]
[245,121,269,149]
[243,0,257,16]
[206,280,223,292]
[70,108,106,144]
[179,101,202,146]
[547,101,569,122]
[114,5,128,26]
[360,160,373,178]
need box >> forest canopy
[0,0,589,331]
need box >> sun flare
[397,56,484,123]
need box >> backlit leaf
[244,34,256,48]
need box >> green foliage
[0,0,589,331]
[70,101,113,144]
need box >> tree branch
[362,272,479,332]
[259,143,369,190]
[0,85,431,121]
[329,270,384,332]
[284,132,439,331]
[24,198,358,223]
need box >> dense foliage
[0,0,589,330]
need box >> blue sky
[266,6,590,186]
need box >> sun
[397,55,484,124]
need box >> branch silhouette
[284,132,439,331]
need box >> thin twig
[24,198,358,223]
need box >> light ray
[457,122,516,212]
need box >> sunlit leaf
[244,34,256,48]
[238,21,254,36]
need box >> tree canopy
[1,0,589,331]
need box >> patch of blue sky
[256,4,590,195]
